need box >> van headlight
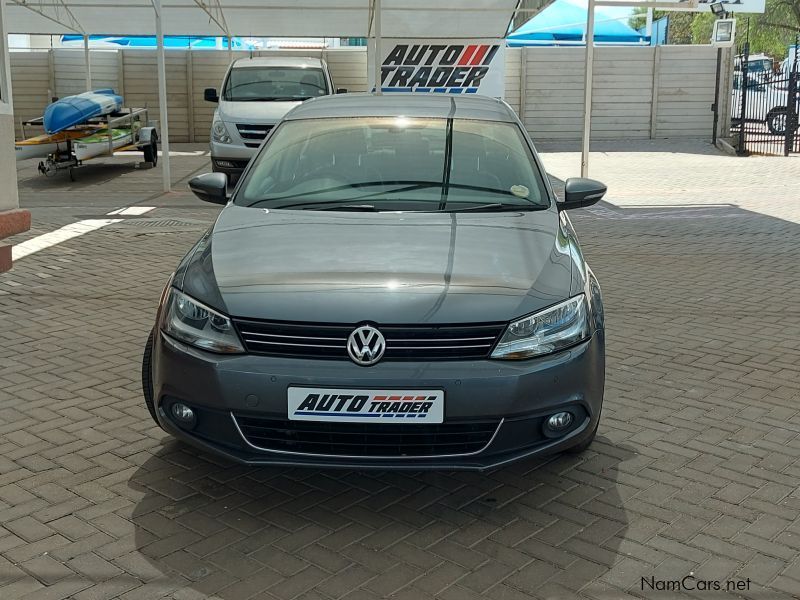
[491,295,590,359]
[159,288,244,353]
[211,119,232,144]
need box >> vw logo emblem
[347,325,386,366]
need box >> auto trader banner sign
[369,39,505,98]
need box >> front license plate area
[288,388,444,424]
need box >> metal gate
[732,41,800,156]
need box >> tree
[629,0,800,56]
[692,8,798,56]
[628,8,695,45]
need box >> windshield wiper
[444,203,546,212]
[247,181,441,207]
[232,96,307,102]
[316,204,377,212]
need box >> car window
[236,116,549,211]
[223,67,328,102]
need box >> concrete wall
[508,45,727,141]
[9,48,368,142]
[8,45,726,143]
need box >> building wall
[0,105,29,273]
[8,45,726,143]
[0,109,18,212]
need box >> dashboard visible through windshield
[236,116,550,212]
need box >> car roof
[231,56,324,69]
[283,93,517,123]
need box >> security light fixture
[711,18,736,47]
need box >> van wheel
[141,329,163,428]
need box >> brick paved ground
[1,142,799,599]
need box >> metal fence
[732,40,800,156]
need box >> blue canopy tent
[507,0,647,46]
[61,35,251,50]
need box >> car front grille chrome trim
[233,319,505,360]
[238,331,348,342]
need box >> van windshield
[236,117,550,212]
[222,67,328,102]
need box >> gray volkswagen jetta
[142,93,607,470]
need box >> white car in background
[732,72,800,135]
[204,56,340,183]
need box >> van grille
[236,123,273,148]
[232,319,505,361]
[234,415,500,457]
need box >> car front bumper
[210,140,257,182]
[152,330,605,470]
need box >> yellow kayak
[15,129,98,160]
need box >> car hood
[181,205,576,324]
[218,99,302,124]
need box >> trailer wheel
[143,137,158,166]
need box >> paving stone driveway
[1,144,799,600]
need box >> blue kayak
[43,89,123,134]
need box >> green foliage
[628,0,800,57]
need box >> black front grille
[233,319,505,361]
[235,415,500,457]
[236,123,273,147]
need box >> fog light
[546,411,573,431]
[215,160,234,168]
[171,403,195,423]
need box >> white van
[204,56,339,183]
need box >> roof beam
[192,0,229,37]
[10,0,83,33]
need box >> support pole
[645,8,653,42]
[712,46,721,145]
[227,34,232,64]
[581,0,596,177]
[0,0,12,108]
[154,0,171,192]
[83,34,92,91]
[374,0,382,95]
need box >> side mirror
[336,88,348,94]
[559,178,607,210]
[204,88,219,103]
[189,173,228,205]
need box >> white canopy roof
[5,0,522,38]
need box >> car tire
[565,419,599,453]
[766,109,787,135]
[141,329,163,428]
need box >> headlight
[491,295,590,360]
[211,119,232,144]
[159,288,243,353]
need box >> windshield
[236,116,550,212]
[222,66,328,102]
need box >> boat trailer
[19,107,158,181]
